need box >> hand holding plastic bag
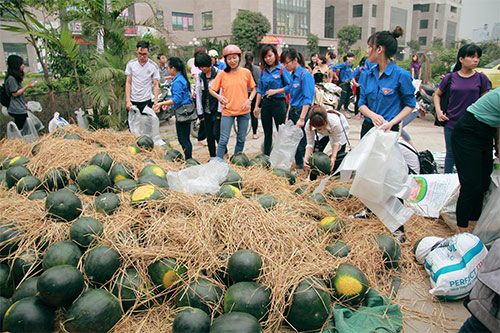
[269,120,304,171]
[48,112,69,132]
[128,106,165,146]
[167,160,229,194]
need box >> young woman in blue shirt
[254,44,291,156]
[332,53,355,116]
[155,57,194,159]
[358,26,416,138]
[280,48,315,174]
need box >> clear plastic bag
[75,108,89,129]
[27,111,44,132]
[7,115,39,142]
[474,158,500,249]
[27,101,42,113]
[167,160,229,194]
[337,127,416,232]
[128,106,165,146]
[269,120,304,171]
[48,112,69,132]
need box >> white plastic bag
[425,233,488,300]
[269,120,304,171]
[337,127,416,232]
[167,160,229,194]
[48,112,69,132]
[27,111,44,132]
[128,106,165,146]
[474,158,500,249]
[27,101,42,113]
[7,115,39,142]
[75,108,89,129]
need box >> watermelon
[84,245,121,285]
[139,164,167,179]
[45,189,82,222]
[90,153,114,172]
[0,224,21,258]
[70,217,103,248]
[331,263,369,306]
[210,312,262,333]
[42,241,82,270]
[77,165,111,195]
[222,170,243,189]
[30,143,41,156]
[326,241,351,258]
[63,133,82,140]
[128,145,140,155]
[42,167,68,191]
[175,277,223,315]
[130,184,164,205]
[5,165,31,189]
[0,296,11,331]
[254,154,270,168]
[163,149,183,162]
[12,250,41,284]
[0,170,5,187]
[112,269,148,312]
[230,152,250,167]
[217,184,241,199]
[309,152,331,175]
[65,184,79,193]
[95,192,120,215]
[374,234,402,269]
[11,277,39,303]
[3,156,29,169]
[173,307,210,333]
[137,135,154,150]
[109,163,134,184]
[37,265,84,307]
[2,297,55,332]
[248,158,268,168]
[308,193,327,203]
[227,250,262,283]
[286,278,331,332]
[113,179,137,192]
[69,164,86,182]
[224,281,271,321]
[28,190,47,200]
[147,257,187,290]
[253,194,279,210]
[63,289,122,332]
[0,264,14,298]
[0,157,11,169]
[137,174,169,189]
[185,158,200,166]
[328,186,351,200]
[320,216,345,234]
[272,168,295,185]
[294,185,311,195]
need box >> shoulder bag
[434,73,453,127]
[174,104,197,123]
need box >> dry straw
[0,126,459,332]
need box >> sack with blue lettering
[424,233,488,300]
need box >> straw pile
[0,125,460,332]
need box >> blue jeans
[444,126,455,173]
[458,315,490,333]
[216,113,250,159]
[401,110,419,142]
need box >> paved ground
[159,114,470,332]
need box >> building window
[436,4,440,12]
[372,4,377,17]
[390,6,407,39]
[371,27,376,35]
[446,21,457,47]
[156,10,164,28]
[418,36,427,45]
[435,19,438,29]
[324,6,334,38]
[274,0,310,37]
[413,4,430,12]
[420,20,428,29]
[353,4,363,18]
[3,43,29,66]
[202,11,213,30]
[172,12,194,31]
[450,6,457,13]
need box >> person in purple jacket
[410,54,422,80]
[434,44,491,173]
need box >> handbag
[434,73,453,127]
[174,104,197,123]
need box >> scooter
[416,84,436,116]
[156,79,175,122]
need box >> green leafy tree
[202,38,229,57]
[306,33,319,55]
[231,10,271,52]
[478,42,500,66]
[407,40,420,54]
[337,25,361,55]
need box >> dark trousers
[249,94,258,135]
[131,100,153,113]
[354,87,361,115]
[337,82,352,111]
[360,120,400,138]
[175,121,193,160]
[288,106,308,169]
[458,315,490,333]
[8,112,28,130]
[261,98,287,155]
[197,119,206,141]
[452,112,495,228]
[203,112,221,157]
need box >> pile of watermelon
[0,126,452,332]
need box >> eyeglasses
[284,59,294,65]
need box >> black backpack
[1,75,11,108]
[418,150,438,174]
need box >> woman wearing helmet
[209,44,257,161]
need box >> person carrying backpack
[3,55,37,130]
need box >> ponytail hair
[453,43,482,72]
[244,52,254,72]
[280,48,306,67]
[367,26,404,59]
[168,57,190,92]
[308,105,329,131]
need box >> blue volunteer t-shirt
[288,64,315,107]
[332,62,352,82]
[171,73,192,106]
[257,63,291,98]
